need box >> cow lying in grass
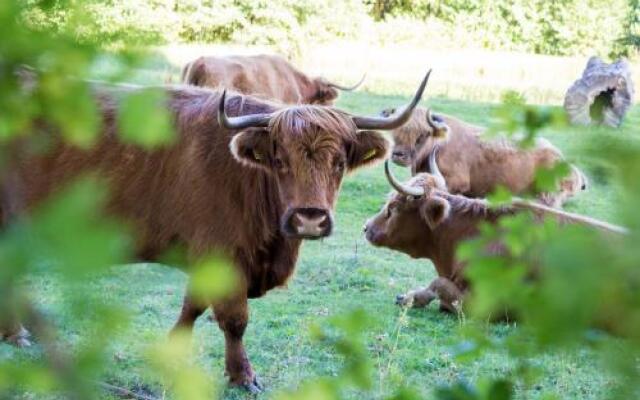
[364,160,626,313]
[182,54,365,105]
[382,106,588,208]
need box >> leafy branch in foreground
[0,1,224,399]
[438,98,640,399]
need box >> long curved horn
[352,70,431,130]
[510,198,629,235]
[385,161,425,197]
[217,90,272,130]
[428,145,447,190]
[327,73,366,91]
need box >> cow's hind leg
[170,293,208,335]
[430,277,464,314]
[213,294,261,393]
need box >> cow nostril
[288,208,332,237]
[297,208,327,220]
[363,224,368,233]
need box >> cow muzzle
[391,151,412,167]
[283,208,333,239]
[363,220,385,246]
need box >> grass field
[2,85,638,399]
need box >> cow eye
[334,159,345,174]
[274,157,288,173]
[385,205,393,218]
[416,134,426,145]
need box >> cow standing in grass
[363,160,626,313]
[0,73,430,392]
[383,106,588,208]
[182,54,365,105]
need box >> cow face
[230,108,389,239]
[563,165,589,194]
[222,70,431,239]
[381,107,450,167]
[364,173,450,257]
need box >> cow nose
[287,208,332,238]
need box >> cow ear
[420,196,451,229]
[229,128,272,170]
[426,114,450,139]
[316,86,338,104]
[347,130,390,171]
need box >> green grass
[3,89,638,400]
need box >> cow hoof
[241,376,263,394]
[395,294,412,307]
[2,327,32,348]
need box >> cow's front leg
[213,294,261,393]
[396,286,437,308]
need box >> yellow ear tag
[362,149,377,161]
[434,127,449,139]
[253,150,263,161]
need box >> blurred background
[2,1,640,400]
[26,0,639,103]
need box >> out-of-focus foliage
[0,1,228,399]
[617,0,640,55]
[4,1,640,399]
[367,0,636,57]
[275,309,422,400]
[434,100,640,399]
[24,0,369,56]
[22,0,640,58]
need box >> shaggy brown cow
[182,54,364,105]
[383,106,588,208]
[0,73,430,392]
[384,107,483,168]
[363,161,626,313]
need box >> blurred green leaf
[148,331,216,400]
[487,185,512,206]
[486,379,513,400]
[534,162,570,193]
[118,87,175,148]
[435,380,480,400]
[189,255,239,303]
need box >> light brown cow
[0,72,431,392]
[383,106,588,208]
[182,54,364,105]
[363,161,626,313]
